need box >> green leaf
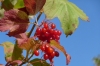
[43,0,89,36]
[50,40,71,65]
[93,55,100,66]
[9,0,17,5]
[14,0,24,9]
[12,41,23,61]
[0,42,14,62]
[1,0,13,10]
[0,8,4,19]
[30,58,50,66]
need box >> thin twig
[19,12,42,66]
[28,12,42,37]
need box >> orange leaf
[23,0,46,15]
[50,40,71,65]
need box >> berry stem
[28,12,42,37]
[19,12,42,66]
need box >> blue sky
[0,0,100,66]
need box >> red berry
[49,29,54,34]
[51,23,56,29]
[42,28,47,33]
[43,22,48,28]
[55,35,60,40]
[45,32,49,37]
[40,45,45,51]
[57,30,62,35]
[44,54,49,60]
[47,47,54,54]
[34,50,39,56]
[36,27,41,35]
[50,51,55,58]
[53,30,57,35]
[55,51,59,57]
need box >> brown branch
[19,12,42,66]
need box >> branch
[19,12,42,66]
[28,12,42,37]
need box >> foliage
[0,0,88,66]
[94,55,100,66]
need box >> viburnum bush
[0,0,89,66]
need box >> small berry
[34,50,39,56]
[36,27,41,35]
[51,23,56,29]
[42,28,47,33]
[55,35,60,40]
[57,30,62,35]
[43,22,48,28]
[40,45,45,51]
[55,51,59,57]
[44,54,49,60]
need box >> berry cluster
[40,44,59,60]
[35,22,62,43]
[33,43,59,64]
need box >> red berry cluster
[33,43,59,64]
[40,44,59,60]
[35,22,62,43]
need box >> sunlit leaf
[43,0,89,36]
[50,40,71,65]
[23,0,46,15]
[30,58,50,66]
[0,9,29,37]
[0,42,14,62]
[9,0,17,5]
[0,8,4,19]
[14,0,24,9]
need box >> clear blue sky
[0,0,100,66]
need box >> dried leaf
[16,33,40,50]
[50,40,71,65]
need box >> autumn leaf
[16,33,40,51]
[11,60,22,65]
[50,40,71,65]
[43,0,89,36]
[0,42,14,62]
[23,0,46,15]
[0,9,29,37]
[0,64,4,66]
